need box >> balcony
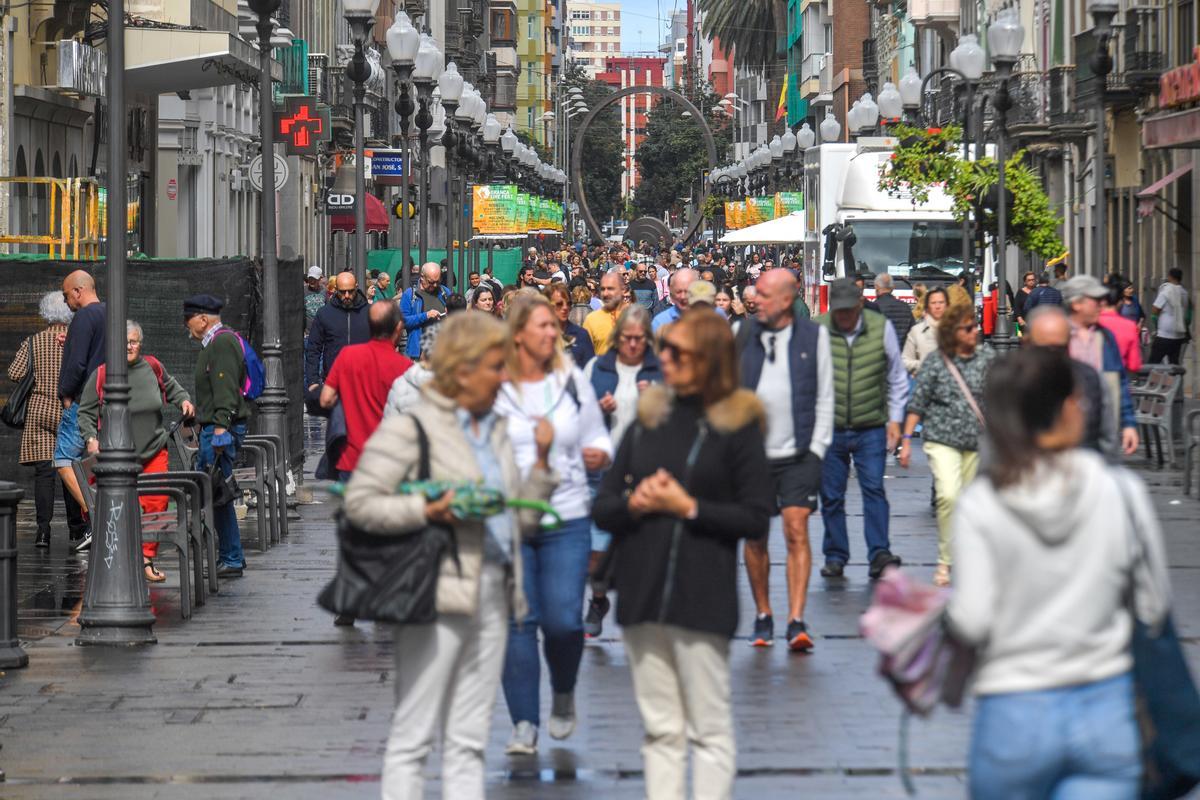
[907,0,958,32]
[1048,65,1089,138]
[1005,63,1052,141]
[1075,21,1162,108]
[490,4,517,47]
[862,39,879,94]
[1123,4,1164,95]
[492,73,518,111]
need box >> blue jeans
[502,516,591,726]
[969,672,1140,799]
[820,426,890,565]
[198,423,247,569]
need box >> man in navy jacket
[305,271,369,411]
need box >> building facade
[567,0,620,78]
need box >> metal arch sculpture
[624,216,672,248]
[571,85,718,246]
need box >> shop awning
[1136,163,1193,218]
[330,193,389,233]
[125,30,280,94]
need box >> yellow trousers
[924,441,979,565]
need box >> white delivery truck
[801,137,984,313]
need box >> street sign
[249,153,289,193]
[166,178,177,200]
[325,192,356,214]
[369,149,405,185]
[274,97,331,156]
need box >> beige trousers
[924,440,979,565]
[382,564,508,800]
[623,623,736,800]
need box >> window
[528,107,535,130]
[527,62,535,83]
[1178,0,1195,65]
[527,14,536,38]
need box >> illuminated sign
[1159,47,1200,110]
[325,192,356,213]
[274,97,331,155]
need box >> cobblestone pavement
[1,423,1198,799]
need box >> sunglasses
[958,323,978,333]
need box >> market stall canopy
[719,212,805,244]
[330,193,389,233]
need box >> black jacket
[875,292,913,344]
[304,290,370,387]
[593,386,773,638]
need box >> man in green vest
[814,279,909,580]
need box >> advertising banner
[725,201,744,230]
[774,191,804,216]
[744,196,776,226]
[472,184,523,235]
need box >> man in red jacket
[1098,283,1143,373]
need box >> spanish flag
[775,74,788,121]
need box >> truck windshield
[846,220,966,280]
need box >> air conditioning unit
[308,53,329,105]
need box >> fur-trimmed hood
[637,384,766,434]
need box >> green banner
[774,191,804,216]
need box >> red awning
[330,192,389,232]
[1136,163,1193,218]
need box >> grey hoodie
[948,449,1169,696]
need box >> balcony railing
[1048,65,1087,127]
[862,39,879,94]
[1123,4,1164,93]
[1006,64,1047,130]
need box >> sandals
[144,559,167,583]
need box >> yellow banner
[725,201,744,230]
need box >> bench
[1132,366,1184,469]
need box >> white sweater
[948,449,1170,696]
[495,366,613,523]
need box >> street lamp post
[76,0,156,646]
[387,11,420,290]
[344,0,378,287]
[988,8,1025,350]
[412,32,444,266]
[1089,0,1118,279]
[439,65,464,281]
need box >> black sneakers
[750,613,773,647]
[786,619,814,652]
[868,550,902,580]
[584,595,610,638]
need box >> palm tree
[697,0,785,74]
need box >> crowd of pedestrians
[5,242,1194,800]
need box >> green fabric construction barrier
[367,248,524,289]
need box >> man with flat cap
[814,279,909,582]
[184,294,249,578]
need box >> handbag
[941,353,985,427]
[1117,478,1200,800]
[1,337,36,429]
[208,463,240,508]
[317,415,457,625]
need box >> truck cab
[802,138,986,312]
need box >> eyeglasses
[127,339,142,349]
[619,333,646,344]
[958,323,978,333]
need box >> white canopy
[719,211,805,244]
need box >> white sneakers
[548,692,576,741]
[505,721,538,755]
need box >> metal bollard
[0,482,28,669]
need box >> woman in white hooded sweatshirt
[948,346,1170,799]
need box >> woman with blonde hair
[495,292,613,754]
[545,282,595,368]
[593,308,773,799]
[344,311,557,800]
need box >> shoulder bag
[317,415,457,625]
[1116,477,1200,800]
[941,353,985,427]
[1,337,36,429]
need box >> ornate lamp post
[988,7,1025,349]
[438,64,465,279]
[343,0,379,285]
[76,0,157,646]
[1089,0,1118,278]
[387,11,420,289]
[411,32,444,265]
[819,111,841,144]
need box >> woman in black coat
[593,307,772,800]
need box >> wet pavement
[1,417,1198,799]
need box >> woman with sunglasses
[898,302,996,587]
[495,293,613,754]
[593,308,773,800]
[545,282,595,368]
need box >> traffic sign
[370,149,405,185]
[392,199,416,220]
[249,152,289,193]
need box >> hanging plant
[878,124,1066,260]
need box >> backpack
[216,328,266,400]
[95,357,167,405]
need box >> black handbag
[1,337,36,429]
[317,416,456,625]
[208,464,240,508]
[1119,480,1200,800]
